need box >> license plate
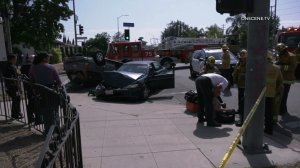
[105,90,113,95]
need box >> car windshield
[206,50,236,60]
[118,64,148,74]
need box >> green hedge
[50,48,62,64]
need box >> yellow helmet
[222,44,229,50]
[207,56,215,64]
[276,43,287,52]
[239,49,247,58]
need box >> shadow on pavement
[244,153,273,168]
[193,124,233,139]
[92,97,145,105]
[65,82,95,94]
[279,113,300,135]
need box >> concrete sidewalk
[69,93,300,168]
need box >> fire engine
[106,37,228,68]
[277,27,300,78]
[156,37,226,68]
[277,27,300,51]
[106,41,156,62]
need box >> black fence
[0,76,83,168]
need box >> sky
[62,0,300,45]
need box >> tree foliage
[8,0,73,51]
[161,20,204,40]
[225,14,248,48]
[112,32,124,42]
[205,24,224,38]
[85,32,111,55]
[226,13,280,48]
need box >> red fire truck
[277,27,300,51]
[106,41,156,62]
[106,37,227,68]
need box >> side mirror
[93,51,105,66]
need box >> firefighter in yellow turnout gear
[221,44,232,89]
[276,43,297,116]
[265,52,283,135]
[204,56,221,74]
[232,49,247,126]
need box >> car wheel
[140,86,150,100]
[190,65,196,78]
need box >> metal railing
[0,76,83,168]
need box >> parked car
[92,61,175,100]
[189,48,238,78]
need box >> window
[124,45,129,53]
[152,62,162,71]
[131,44,139,52]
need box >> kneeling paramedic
[195,73,228,127]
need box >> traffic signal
[124,29,130,41]
[79,24,84,35]
[216,0,253,16]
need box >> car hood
[102,71,143,88]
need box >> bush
[50,48,62,64]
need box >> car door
[147,62,175,90]
[191,51,205,74]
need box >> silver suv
[189,48,238,78]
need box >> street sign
[123,22,134,27]
[77,36,87,40]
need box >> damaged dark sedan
[93,61,175,100]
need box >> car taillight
[84,63,89,71]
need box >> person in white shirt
[195,73,228,127]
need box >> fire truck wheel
[161,59,173,69]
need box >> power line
[277,5,300,11]
[279,11,300,16]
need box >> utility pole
[242,0,270,154]
[72,0,78,50]
[273,0,278,50]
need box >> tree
[226,14,248,48]
[112,32,124,42]
[85,32,111,55]
[205,24,224,38]
[161,20,202,40]
[226,14,280,49]
[9,0,73,51]
[269,12,280,48]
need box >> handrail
[0,77,83,168]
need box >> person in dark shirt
[3,54,23,119]
[29,52,62,134]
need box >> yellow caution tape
[219,87,266,168]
